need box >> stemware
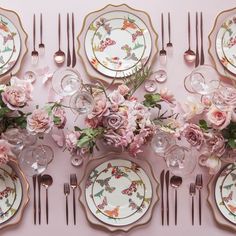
[165,144,196,177]
[51,67,82,96]
[184,12,196,63]
[31,14,39,65]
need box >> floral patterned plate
[221,167,236,216]
[0,162,23,225]
[85,10,151,78]
[216,14,236,74]
[214,163,236,224]
[85,159,152,226]
[0,14,21,76]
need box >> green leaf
[143,93,161,108]
[74,126,82,132]
[199,120,208,130]
[53,116,61,125]
[228,138,236,149]
[0,107,11,117]
[77,136,91,148]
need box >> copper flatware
[165,170,170,225]
[160,170,165,225]
[72,13,76,67]
[37,174,41,225]
[195,12,199,67]
[166,12,173,53]
[33,175,37,225]
[190,183,196,225]
[39,13,45,55]
[64,183,70,225]
[170,176,182,225]
[67,13,71,67]
[41,174,53,224]
[70,174,77,225]
[200,12,204,65]
[31,14,39,65]
[196,174,203,225]
[159,13,167,65]
[184,12,196,63]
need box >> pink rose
[182,124,204,147]
[27,109,53,134]
[0,140,14,166]
[206,106,231,130]
[103,113,125,130]
[109,90,125,105]
[52,107,67,129]
[65,131,81,153]
[87,96,110,119]
[103,130,122,147]
[219,86,236,105]
[117,84,130,96]
[205,133,226,157]
[2,86,29,110]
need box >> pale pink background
[1,0,236,235]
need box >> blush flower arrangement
[179,86,236,174]
[65,67,177,157]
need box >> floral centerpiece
[179,85,236,174]
[65,67,176,158]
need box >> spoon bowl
[54,50,65,64]
[184,49,196,63]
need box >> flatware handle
[58,14,61,50]
[66,195,69,225]
[199,189,202,225]
[46,188,49,224]
[73,189,76,225]
[168,12,171,43]
[200,12,204,65]
[166,191,169,225]
[33,176,36,225]
[161,191,164,225]
[72,13,76,68]
[161,13,164,50]
[188,12,191,50]
[40,13,43,44]
[67,13,71,67]
[33,14,36,51]
[192,196,194,225]
[195,12,199,67]
[38,175,41,225]
[175,189,177,225]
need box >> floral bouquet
[66,68,176,157]
[179,85,236,174]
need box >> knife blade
[33,175,37,224]
[37,174,42,225]
[165,170,170,225]
[160,170,165,225]
[67,13,71,67]
[72,13,76,67]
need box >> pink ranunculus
[87,96,110,119]
[205,133,226,157]
[117,84,130,96]
[0,140,14,166]
[182,124,204,147]
[52,107,67,129]
[109,90,125,105]
[2,86,29,110]
[27,108,53,134]
[206,106,232,130]
[65,131,81,153]
[103,130,122,147]
[103,113,125,130]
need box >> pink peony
[182,124,204,147]
[87,96,110,119]
[0,140,14,166]
[205,133,226,157]
[206,106,232,130]
[52,107,67,129]
[117,84,130,96]
[65,131,81,153]
[2,86,29,110]
[27,108,53,134]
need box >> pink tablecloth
[1,0,236,235]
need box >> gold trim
[208,7,236,82]
[78,152,159,232]
[0,158,29,231]
[0,7,28,83]
[77,4,158,84]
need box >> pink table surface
[1,0,236,235]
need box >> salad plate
[0,159,29,230]
[79,152,159,232]
[85,159,152,226]
[0,7,27,84]
[78,4,158,84]
[85,10,152,78]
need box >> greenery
[222,122,236,149]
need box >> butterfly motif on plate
[97,196,108,210]
[231,172,236,181]
[105,206,119,218]
[111,166,128,179]
[121,181,137,196]
[96,17,112,35]
[128,198,139,210]
[222,191,233,203]
[121,17,137,30]
[227,204,236,213]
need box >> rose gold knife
[160,170,165,225]
[165,170,170,225]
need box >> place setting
[1,1,236,235]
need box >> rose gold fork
[70,174,77,225]
[196,174,203,225]
[31,14,39,65]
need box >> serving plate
[0,7,27,84]
[78,4,158,84]
[79,152,159,232]
[0,159,29,230]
